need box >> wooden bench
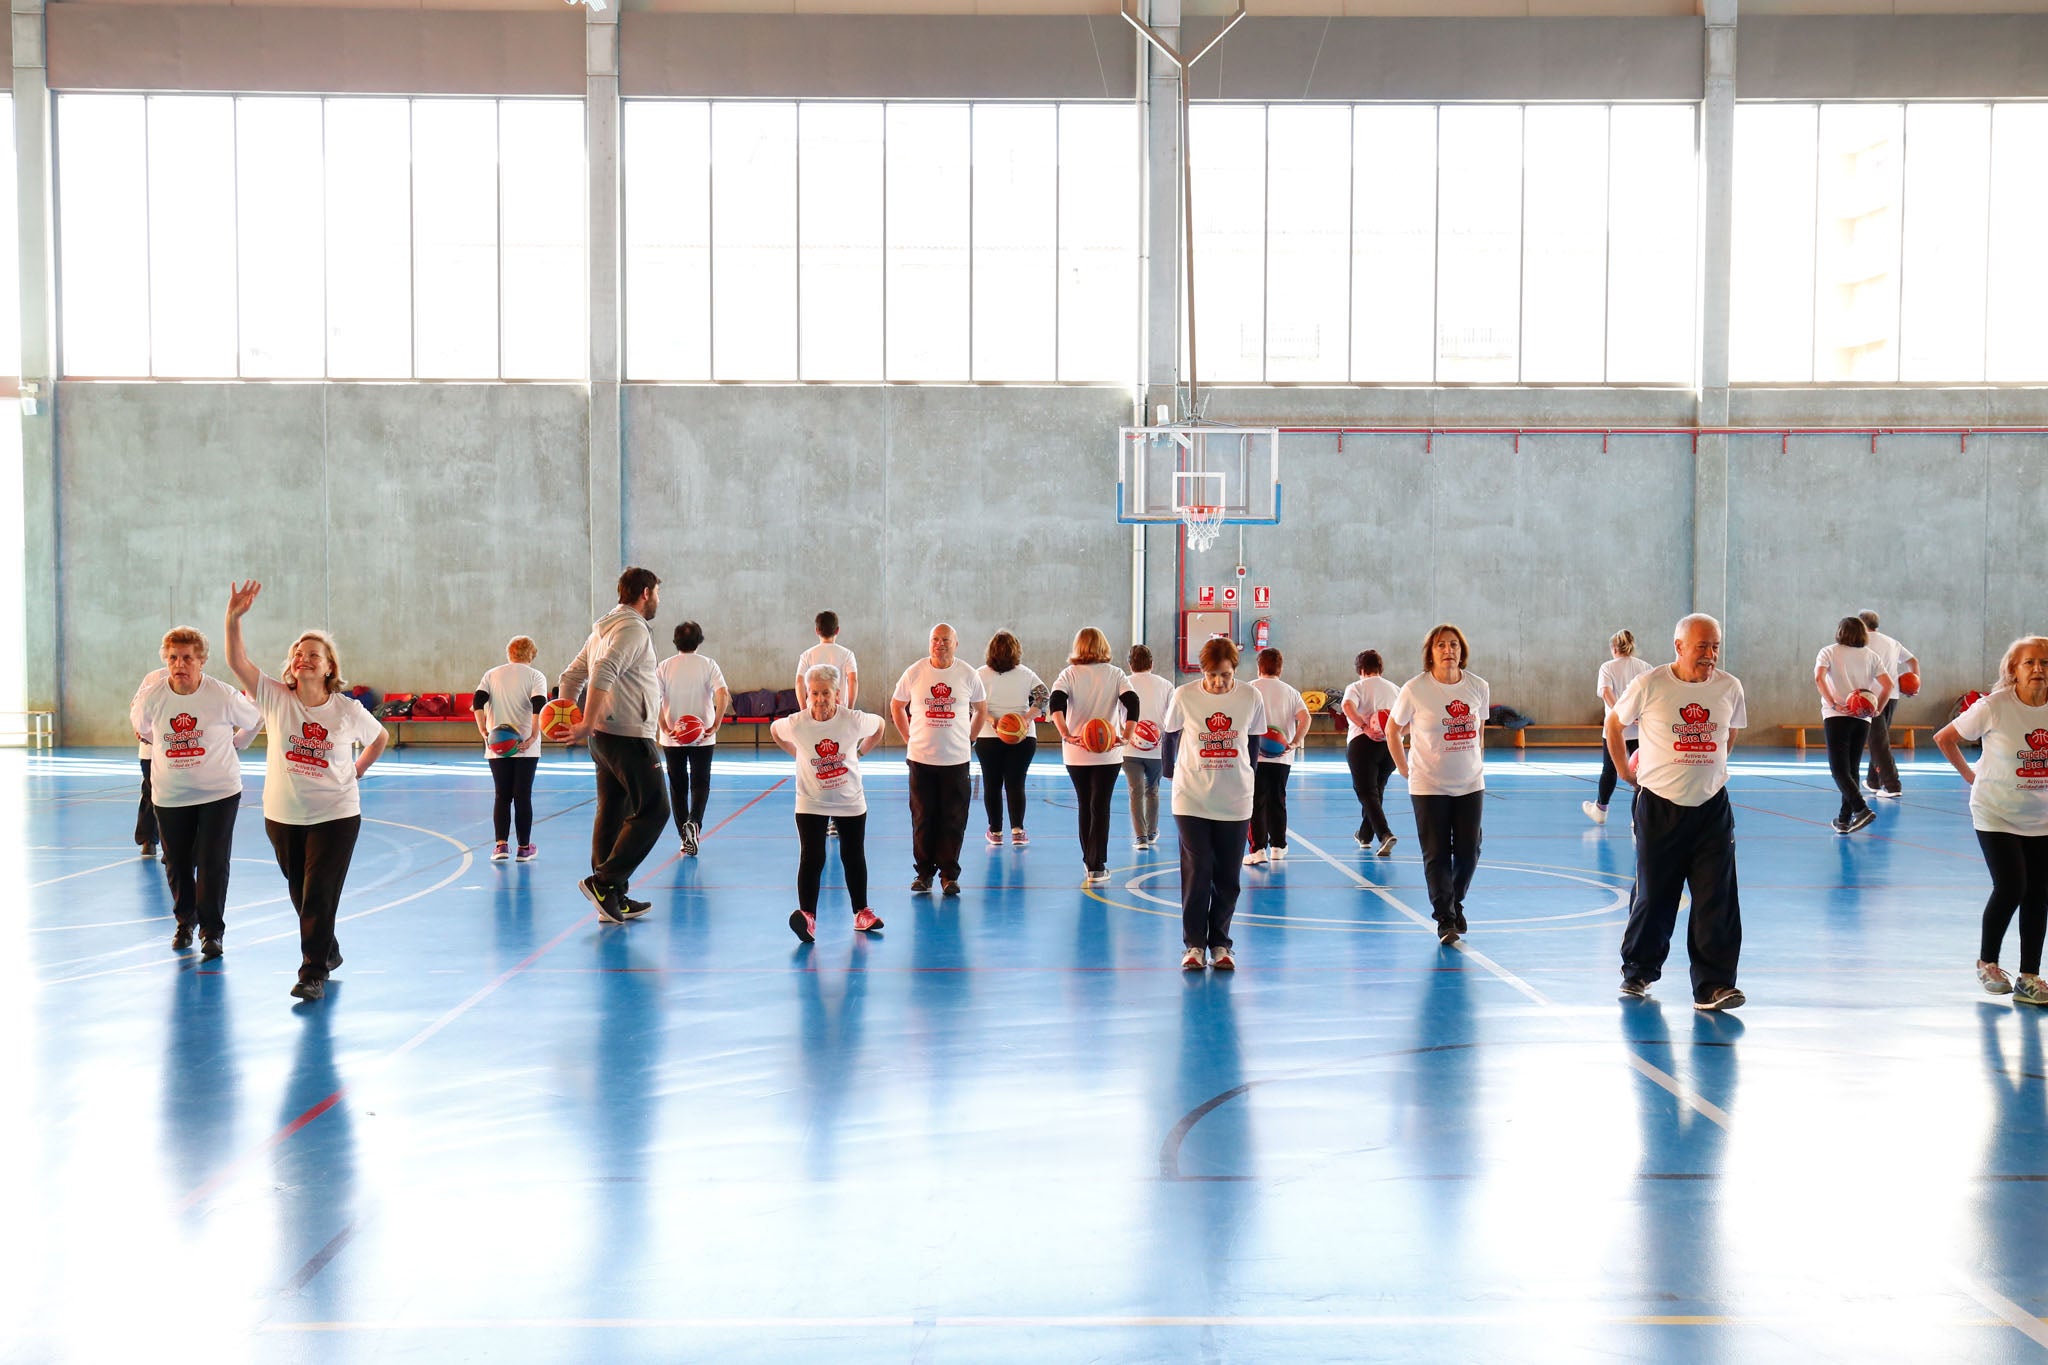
[1509,724,1606,750]
[1780,723,1937,752]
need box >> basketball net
[1180,504,1224,553]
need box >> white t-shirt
[134,667,167,759]
[1815,643,1887,720]
[775,706,884,817]
[1051,661,1134,767]
[1342,675,1401,743]
[1164,680,1266,822]
[892,659,987,766]
[130,673,261,807]
[1613,664,1748,807]
[1125,671,1177,756]
[256,675,386,825]
[1390,671,1491,797]
[656,653,728,749]
[796,641,858,698]
[474,661,549,759]
[1597,655,1655,740]
[1951,691,2048,837]
[1248,676,1309,766]
[978,665,1045,727]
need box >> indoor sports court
[9,0,2048,1358]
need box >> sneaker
[171,924,194,951]
[2016,975,2048,1006]
[911,877,932,895]
[1877,788,1902,799]
[987,829,1004,846]
[827,819,839,838]
[619,894,651,920]
[1269,847,1287,862]
[1376,835,1398,858]
[200,937,224,961]
[1437,921,1461,946]
[789,908,816,943]
[1084,870,1111,886]
[1355,834,1372,851]
[1243,849,1269,866]
[140,843,157,859]
[491,841,510,862]
[1453,907,1468,934]
[941,879,961,898]
[1620,977,1649,998]
[681,822,700,857]
[1181,946,1207,971]
[1694,985,1746,1011]
[327,942,343,973]
[1011,828,1029,847]
[1210,946,1236,971]
[1582,800,1607,826]
[289,977,324,1001]
[581,875,627,924]
[1979,962,2015,995]
[1830,816,1850,835]
[516,844,538,862]
[854,908,884,933]
[1864,778,1884,795]
[1845,808,1877,834]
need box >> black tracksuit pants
[1620,786,1742,1002]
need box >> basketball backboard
[1116,426,1282,527]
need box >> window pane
[971,104,1056,382]
[500,100,585,380]
[1896,104,1990,383]
[1730,103,1817,382]
[1351,105,1435,383]
[1606,104,1696,384]
[0,419,19,725]
[886,104,970,381]
[1187,104,1265,382]
[57,95,150,376]
[0,97,20,382]
[799,103,882,381]
[712,102,796,381]
[1265,105,1349,382]
[624,101,709,381]
[1519,105,1607,382]
[236,97,324,378]
[146,96,239,377]
[1813,104,1902,382]
[1987,104,2048,381]
[413,99,499,378]
[1436,105,1521,382]
[325,98,412,379]
[1057,103,1137,383]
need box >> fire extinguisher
[1253,618,1270,651]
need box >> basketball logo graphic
[816,739,840,759]
[1680,702,1710,726]
[931,683,952,701]
[1206,712,1232,734]
[2027,729,2048,754]
[170,713,198,734]
[1446,700,1471,720]
[303,721,328,744]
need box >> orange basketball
[1898,670,1920,698]
[1080,717,1117,754]
[995,711,1028,743]
[540,698,582,741]
[671,714,706,745]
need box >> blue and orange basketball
[1257,728,1289,758]
[487,724,524,757]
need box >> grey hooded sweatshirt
[559,605,660,740]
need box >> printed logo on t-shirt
[1673,701,1718,755]
[163,711,206,762]
[1442,699,1478,744]
[924,682,957,725]
[286,719,334,771]
[1198,711,1241,763]
[2017,729,2048,783]
[812,737,849,786]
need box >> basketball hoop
[1180,503,1224,553]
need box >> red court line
[178,911,595,1214]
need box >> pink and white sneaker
[986,829,1004,846]
[1010,828,1029,846]
[515,844,538,862]
[491,841,510,862]
[854,908,884,933]
[789,909,817,943]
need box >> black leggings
[1411,791,1484,925]
[1067,763,1120,872]
[975,735,1036,832]
[797,811,869,915]
[663,745,714,835]
[1596,737,1639,808]
[1177,813,1248,949]
[1249,758,1292,851]
[490,755,539,844]
[136,759,158,847]
[1346,737,1395,842]
[155,793,239,939]
[1823,715,1872,823]
[265,815,361,983]
[1978,830,2048,976]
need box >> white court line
[1949,1269,2048,1351]
[1287,829,1728,1128]
[29,853,160,889]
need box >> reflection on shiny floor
[3,747,2046,1363]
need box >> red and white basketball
[1134,720,1160,746]
[671,714,706,745]
[1846,689,1877,719]
[1628,748,1642,779]
[1363,708,1390,742]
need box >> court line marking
[1949,1269,2048,1351]
[29,853,163,888]
[1287,830,1730,1128]
[254,1312,2040,1332]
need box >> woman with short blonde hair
[1585,629,1653,826]
[1050,627,1140,884]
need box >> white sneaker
[1084,870,1111,886]
[1243,849,1269,866]
[1582,800,1607,826]
[1376,835,1398,858]
[1181,946,1207,971]
[1269,847,1287,861]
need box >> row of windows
[46,93,2048,385]
[59,94,586,380]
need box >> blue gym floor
[5,744,2045,1363]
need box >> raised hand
[226,580,262,621]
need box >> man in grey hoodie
[560,566,670,923]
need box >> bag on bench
[731,688,777,719]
